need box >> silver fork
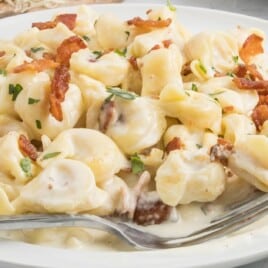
[0,192,267,249]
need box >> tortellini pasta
[160,90,222,133]
[140,45,183,97]
[155,150,226,206]
[13,72,84,139]
[229,135,268,191]
[101,97,167,154]
[13,159,107,213]
[0,132,38,183]
[37,128,129,183]
[70,49,129,86]
[184,31,238,79]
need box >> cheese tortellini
[14,159,107,213]
[155,150,226,206]
[100,97,167,154]
[38,128,128,183]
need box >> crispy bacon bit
[127,17,172,29]
[0,51,6,57]
[51,65,70,102]
[149,44,161,52]
[146,9,152,15]
[252,104,268,130]
[166,137,183,153]
[49,65,70,121]
[43,52,56,61]
[258,94,268,105]
[56,36,87,66]
[32,13,77,30]
[233,77,268,91]
[99,101,117,132]
[13,59,59,73]
[234,64,263,81]
[181,62,192,76]
[128,56,138,70]
[18,134,38,161]
[133,192,172,226]
[49,93,63,121]
[210,138,234,166]
[54,14,77,30]
[32,21,57,30]
[239,34,264,64]
[223,106,234,113]
[162,39,172,48]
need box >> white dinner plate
[0,3,268,268]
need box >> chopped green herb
[196,144,202,149]
[42,152,61,160]
[30,47,44,53]
[82,35,90,42]
[209,91,225,97]
[92,51,102,59]
[35,120,42,129]
[214,97,220,103]
[198,61,207,74]
[130,153,145,174]
[106,87,137,100]
[125,31,130,40]
[20,157,31,177]
[167,0,176,11]
[104,93,114,103]
[191,83,198,92]
[232,55,239,64]
[185,91,190,96]
[226,72,235,77]
[8,83,23,101]
[28,98,40,105]
[0,69,7,76]
[114,48,127,57]
[211,66,216,71]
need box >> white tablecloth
[125,1,268,267]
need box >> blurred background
[128,0,268,19]
[1,0,268,19]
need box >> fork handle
[0,214,142,247]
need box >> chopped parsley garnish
[232,55,239,64]
[226,72,235,77]
[106,87,137,101]
[114,48,127,57]
[167,0,176,11]
[196,144,202,149]
[82,35,90,42]
[92,51,102,59]
[130,153,145,174]
[35,120,42,129]
[0,69,7,76]
[28,98,40,105]
[8,83,23,101]
[20,157,31,177]
[198,61,207,74]
[209,91,225,97]
[125,31,130,40]
[191,83,198,92]
[30,47,44,53]
[41,152,61,160]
